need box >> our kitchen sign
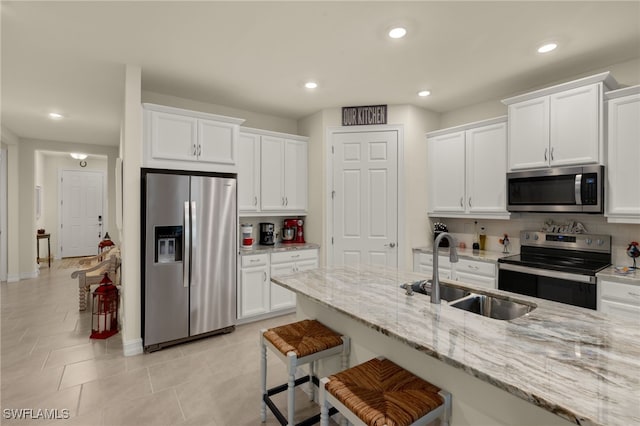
[342,105,387,126]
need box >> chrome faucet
[431,232,459,304]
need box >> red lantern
[90,272,119,339]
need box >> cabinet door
[466,122,507,213]
[428,132,466,212]
[198,119,237,165]
[607,93,640,221]
[150,111,197,162]
[238,133,261,212]
[454,271,495,289]
[508,97,550,170]
[600,299,640,321]
[260,136,285,211]
[283,140,308,211]
[550,84,600,166]
[270,262,296,311]
[238,266,269,319]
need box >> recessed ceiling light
[418,90,431,97]
[304,82,318,89]
[70,153,87,160]
[388,27,407,39]
[48,112,64,119]
[537,43,558,53]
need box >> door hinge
[331,237,334,245]
[331,145,334,154]
[331,190,335,199]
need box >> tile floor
[1,261,326,425]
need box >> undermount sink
[402,280,471,302]
[450,294,535,320]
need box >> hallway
[1,262,317,425]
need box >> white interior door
[60,170,104,257]
[332,130,398,267]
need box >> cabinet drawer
[456,259,496,277]
[241,253,269,268]
[600,280,640,306]
[415,253,451,268]
[271,249,317,264]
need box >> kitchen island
[271,264,640,426]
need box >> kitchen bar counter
[272,264,640,426]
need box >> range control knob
[524,233,530,240]
[585,238,593,245]
[533,234,539,241]
[597,239,604,246]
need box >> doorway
[59,169,105,257]
[328,126,403,267]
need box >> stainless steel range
[498,231,611,310]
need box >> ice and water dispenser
[154,226,183,263]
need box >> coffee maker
[282,219,305,244]
[259,223,275,245]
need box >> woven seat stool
[261,319,350,426]
[319,357,452,426]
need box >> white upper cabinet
[605,86,640,223]
[428,131,466,213]
[427,117,509,219]
[143,103,244,173]
[503,72,617,171]
[238,132,261,212]
[239,128,309,215]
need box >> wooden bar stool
[319,357,452,426]
[261,319,350,426]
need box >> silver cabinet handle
[198,144,202,156]
[291,254,300,258]
[250,258,260,263]
[468,197,472,208]
[385,243,396,248]
[193,144,197,156]
[263,271,267,282]
[285,197,288,206]
[282,197,285,206]
[460,197,463,207]
[550,147,554,161]
[544,148,548,161]
[468,265,479,270]
[254,196,257,206]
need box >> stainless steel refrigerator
[142,169,236,351]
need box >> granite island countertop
[272,264,640,426]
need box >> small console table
[36,233,51,267]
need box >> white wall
[441,58,640,128]
[142,91,298,135]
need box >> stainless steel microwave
[507,165,604,213]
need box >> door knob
[385,243,396,248]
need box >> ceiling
[2,1,639,147]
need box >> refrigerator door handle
[183,201,190,288]
[191,201,197,259]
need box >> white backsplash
[429,214,639,266]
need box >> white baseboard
[123,337,143,357]
[19,270,38,280]
[7,273,20,282]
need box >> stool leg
[287,352,297,426]
[319,377,330,426]
[260,331,267,423]
[340,336,350,370]
[440,390,452,426]
[309,360,315,402]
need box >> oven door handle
[498,263,596,284]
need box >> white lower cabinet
[238,249,318,322]
[238,254,270,320]
[599,279,640,321]
[413,252,496,290]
